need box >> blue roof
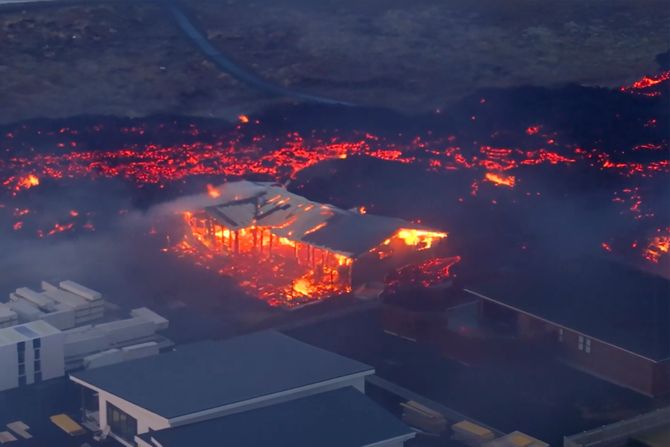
[139,387,413,447]
[71,331,373,418]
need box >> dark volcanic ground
[1,0,669,122]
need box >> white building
[0,320,64,391]
[136,387,415,447]
[70,331,380,446]
[0,280,170,392]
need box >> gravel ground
[0,0,668,123]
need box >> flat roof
[0,320,60,347]
[139,387,413,447]
[465,258,670,360]
[71,330,373,419]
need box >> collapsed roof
[203,181,428,257]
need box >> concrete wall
[0,343,19,390]
[527,317,666,396]
[0,328,64,392]
[95,389,171,447]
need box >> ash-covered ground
[1,0,669,122]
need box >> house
[136,387,415,447]
[183,181,448,306]
[464,258,670,396]
[70,330,375,446]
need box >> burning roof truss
[178,181,448,308]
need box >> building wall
[524,317,666,396]
[0,344,19,391]
[41,331,66,382]
[0,330,64,392]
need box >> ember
[0,68,668,274]
[384,256,461,292]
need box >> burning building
[179,181,449,307]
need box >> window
[558,328,564,342]
[17,342,25,363]
[18,375,27,387]
[34,349,41,360]
[18,364,25,375]
[106,402,138,443]
[577,335,584,351]
[34,359,41,373]
[32,338,41,349]
[585,338,592,354]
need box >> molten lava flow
[620,70,670,96]
[0,68,668,269]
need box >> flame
[303,222,327,236]
[643,230,670,264]
[206,184,221,198]
[484,172,516,188]
[15,174,40,192]
[292,278,312,296]
[396,229,447,249]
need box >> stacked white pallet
[63,325,109,359]
[7,296,45,322]
[130,307,169,331]
[42,281,105,326]
[94,317,157,346]
[63,308,170,368]
[0,303,17,328]
[12,288,57,311]
[83,342,159,369]
[11,288,74,330]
